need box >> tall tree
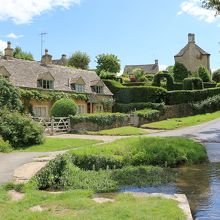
[202,0,220,14]
[68,51,90,70]
[13,47,34,61]
[96,53,121,75]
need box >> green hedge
[122,82,146,87]
[203,82,217,88]
[192,95,220,114]
[152,73,174,91]
[70,113,128,126]
[183,77,203,90]
[103,80,124,95]
[134,109,160,121]
[166,88,220,105]
[116,86,166,103]
[114,102,165,113]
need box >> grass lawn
[87,126,148,136]
[71,137,207,167]
[141,111,220,130]
[0,188,186,220]
[19,138,100,152]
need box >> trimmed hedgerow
[70,113,128,126]
[192,95,220,114]
[183,77,204,90]
[102,79,124,95]
[203,82,217,88]
[152,72,174,91]
[116,86,166,103]
[51,98,77,117]
[166,87,220,105]
[114,102,165,113]
[198,66,211,82]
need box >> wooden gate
[33,117,71,135]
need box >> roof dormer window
[91,85,103,94]
[70,76,86,93]
[37,72,54,90]
[90,79,104,94]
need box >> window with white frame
[71,84,85,93]
[33,106,48,118]
[77,104,86,114]
[95,104,103,113]
[37,79,54,90]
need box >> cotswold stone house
[0,42,113,118]
[175,33,211,73]
[123,60,159,76]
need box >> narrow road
[0,118,219,184]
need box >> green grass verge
[71,137,207,167]
[0,187,186,220]
[19,138,100,152]
[141,111,220,130]
[87,126,148,136]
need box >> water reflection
[120,162,220,219]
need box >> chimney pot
[41,49,52,65]
[155,59,159,65]
[4,41,13,59]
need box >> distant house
[0,42,113,118]
[175,33,211,73]
[123,60,159,76]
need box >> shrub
[203,82,217,88]
[212,69,220,83]
[198,66,211,82]
[0,76,22,111]
[51,98,77,117]
[132,68,147,82]
[99,70,118,80]
[192,95,220,114]
[152,72,174,90]
[0,138,12,153]
[70,113,128,127]
[71,154,123,170]
[166,87,220,105]
[183,77,204,90]
[34,154,77,190]
[173,62,189,82]
[114,102,165,113]
[116,86,166,103]
[134,109,160,121]
[0,110,44,148]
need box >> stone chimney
[4,41,14,59]
[155,59,159,65]
[60,54,68,66]
[188,33,195,44]
[41,49,52,65]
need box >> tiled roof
[175,43,210,57]
[123,64,159,75]
[0,58,112,96]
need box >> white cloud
[178,0,217,23]
[0,40,7,53]
[7,33,23,39]
[0,0,80,24]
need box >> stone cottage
[175,33,211,73]
[0,42,113,118]
[123,60,159,76]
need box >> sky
[0,0,220,72]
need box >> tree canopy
[96,53,121,75]
[202,0,220,14]
[68,51,90,70]
[13,47,34,61]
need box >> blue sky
[0,0,220,72]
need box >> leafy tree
[166,66,174,75]
[132,68,147,82]
[173,62,189,82]
[0,76,22,111]
[96,54,121,75]
[198,66,211,82]
[68,51,90,70]
[212,69,220,82]
[13,47,34,61]
[202,0,220,14]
